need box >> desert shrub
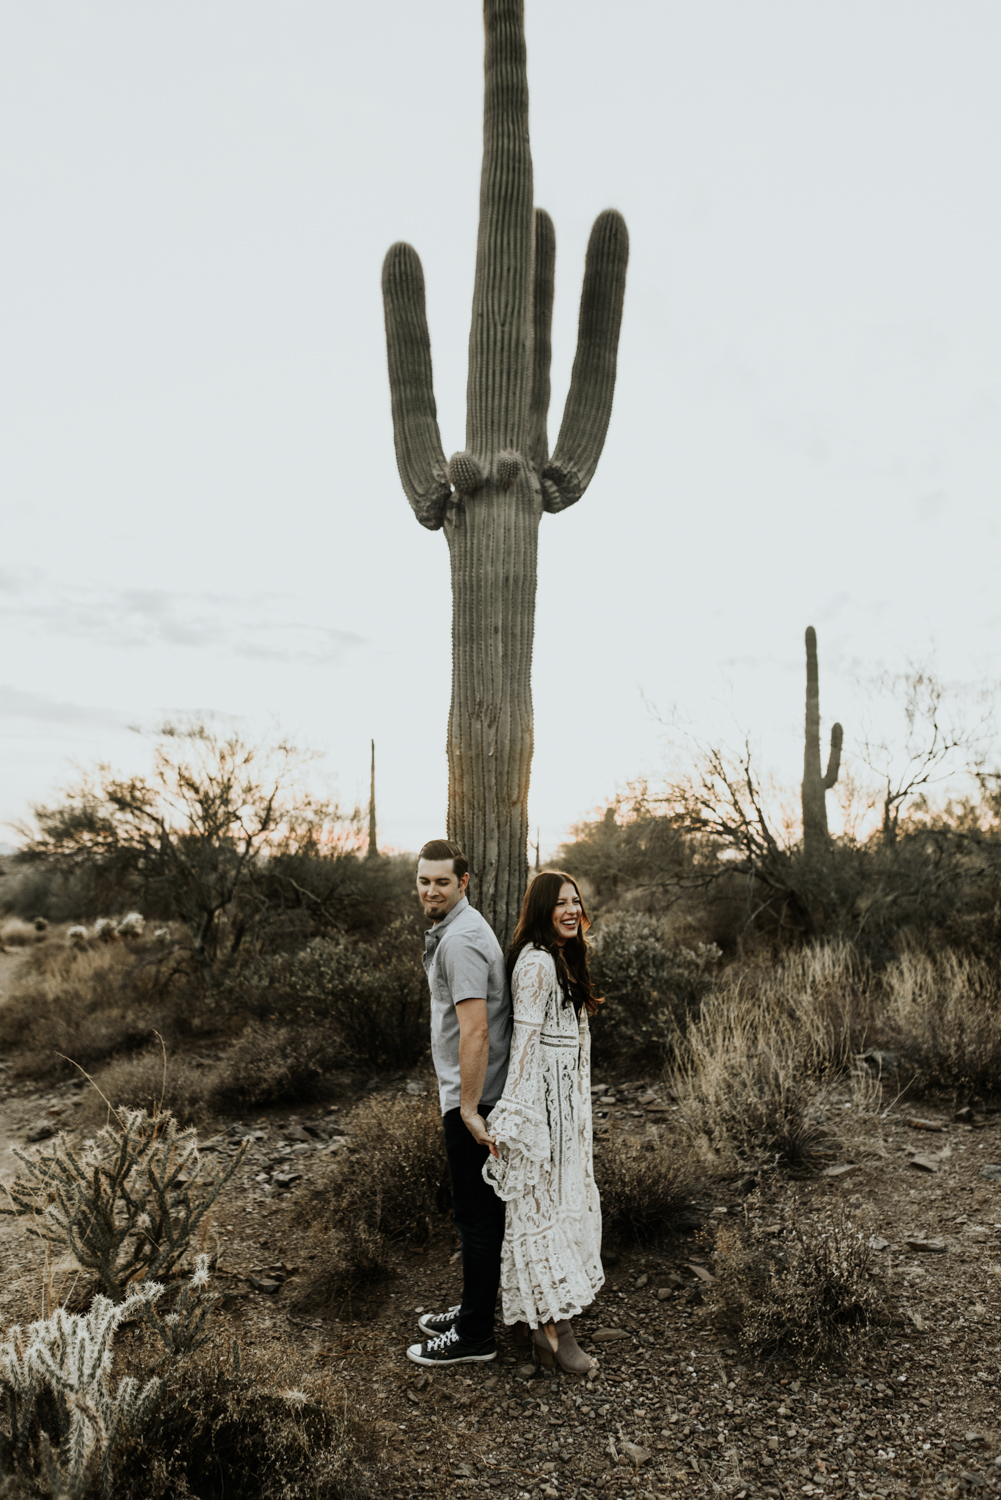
[85,1047,211,1129]
[707,1205,889,1365]
[0,937,202,1081]
[594,1130,700,1245]
[221,917,429,1070]
[676,943,866,1171]
[204,1024,343,1111]
[882,946,1001,1096]
[0,917,42,947]
[587,912,720,1071]
[297,1093,447,1311]
[0,1109,246,1300]
[115,1349,374,1500]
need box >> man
[406,839,512,1366]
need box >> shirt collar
[425,894,469,945]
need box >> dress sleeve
[482,948,552,1202]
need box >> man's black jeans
[442,1105,506,1344]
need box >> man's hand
[461,1108,499,1157]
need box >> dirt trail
[0,945,35,1183]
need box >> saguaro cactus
[382,0,627,945]
[801,625,843,857]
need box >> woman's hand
[461,1109,499,1158]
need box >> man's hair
[417,839,469,881]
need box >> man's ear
[459,871,470,894]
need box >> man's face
[416,858,469,923]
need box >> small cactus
[66,925,89,948]
[0,1281,164,1499]
[0,1109,248,1301]
[802,625,843,858]
[92,918,117,943]
[33,916,48,933]
[115,911,145,938]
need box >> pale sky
[3,2,1001,856]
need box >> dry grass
[0,916,43,947]
[883,946,1001,1098]
[676,942,870,1172]
[296,1093,448,1312]
[114,1342,376,1500]
[594,1128,701,1245]
[706,1202,890,1366]
[82,1045,212,1129]
[0,936,199,1080]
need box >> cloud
[0,572,365,664]
[0,685,125,731]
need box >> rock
[869,1236,890,1251]
[634,1273,649,1288]
[688,1263,714,1284]
[26,1123,55,1142]
[592,1329,630,1341]
[977,1164,1001,1183]
[405,1080,427,1095]
[954,1106,976,1124]
[248,1277,281,1294]
[515,1363,536,1379]
[227,1123,256,1139]
[858,1048,899,1073]
[905,1237,947,1253]
[908,1154,941,1173]
[820,1163,857,1177]
[638,1092,657,1105]
[905,1116,947,1132]
[965,1432,985,1444]
[656,1288,671,1301]
[283,1125,313,1143]
[620,1442,652,1466]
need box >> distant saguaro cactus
[382,0,627,945]
[802,626,843,857]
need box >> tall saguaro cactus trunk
[801,625,843,860]
[382,0,628,946]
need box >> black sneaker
[406,1326,496,1366]
[417,1304,460,1337]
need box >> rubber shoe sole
[406,1339,496,1366]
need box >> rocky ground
[2,1055,1001,1500]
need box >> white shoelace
[427,1326,460,1352]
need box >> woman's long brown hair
[506,870,604,1017]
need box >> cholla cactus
[0,1281,164,1499]
[91,918,117,943]
[1,1110,247,1301]
[151,926,171,944]
[141,1254,216,1365]
[115,912,145,938]
[66,925,89,948]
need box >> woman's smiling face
[551,881,582,946]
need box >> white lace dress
[482,945,603,1326]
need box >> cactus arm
[526,208,555,472]
[382,241,452,531]
[542,208,628,513]
[824,722,844,789]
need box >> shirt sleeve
[439,933,491,1004]
[482,947,552,1202]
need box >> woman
[482,870,604,1373]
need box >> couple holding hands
[405,840,604,1374]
